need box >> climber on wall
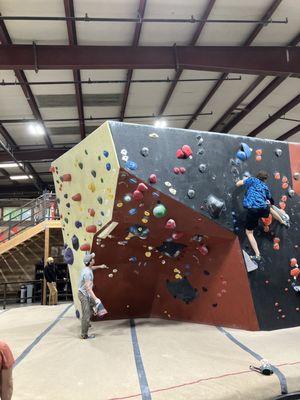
[236,170,288,262]
[78,253,108,339]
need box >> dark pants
[245,207,270,231]
[78,291,96,336]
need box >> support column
[42,225,50,305]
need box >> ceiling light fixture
[0,162,23,168]
[154,119,167,128]
[29,122,45,135]
[9,175,33,180]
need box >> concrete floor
[0,303,300,400]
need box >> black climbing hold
[97,196,103,205]
[188,189,195,199]
[91,170,96,178]
[157,241,186,258]
[207,194,225,218]
[166,276,198,304]
[64,217,69,223]
[64,194,68,199]
[85,150,88,155]
[72,235,79,251]
[202,287,208,292]
[101,178,104,183]
[198,164,207,173]
[57,198,60,204]
[204,270,210,275]
[78,162,83,169]
[140,147,149,157]
[212,303,218,307]
[197,135,203,145]
[197,148,204,155]
[98,156,101,161]
[75,221,82,228]
[101,211,105,216]
[288,188,295,197]
[66,203,70,208]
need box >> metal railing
[0,193,60,243]
[0,278,73,309]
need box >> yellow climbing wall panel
[51,122,119,313]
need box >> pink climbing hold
[72,193,82,201]
[281,195,287,202]
[173,167,180,174]
[172,232,183,240]
[279,201,286,210]
[149,174,157,184]
[165,219,176,229]
[282,182,288,190]
[80,243,91,251]
[86,225,97,233]
[282,176,288,183]
[179,167,186,174]
[273,237,280,244]
[176,149,185,159]
[88,208,95,217]
[273,243,280,251]
[137,183,148,192]
[62,174,72,182]
[182,145,193,158]
[133,190,143,201]
[49,166,56,173]
[290,258,298,267]
[274,172,281,180]
[197,244,209,256]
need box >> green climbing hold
[91,170,96,177]
[97,196,103,205]
[64,217,69,224]
[101,178,104,183]
[85,150,88,155]
[78,162,83,169]
[153,204,167,218]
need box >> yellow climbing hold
[88,182,96,192]
[173,268,180,273]
[145,252,152,258]
[117,202,123,208]
[175,274,182,279]
[144,211,150,216]
[142,218,148,224]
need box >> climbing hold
[176,149,185,159]
[197,244,209,256]
[293,172,300,180]
[140,147,149,157]
[86,225,97,234]
[290,268,300,277]
[179,167,186,174]
[274,172,281,180]
[108,274,113,278]
[256,149,262,156]
[275,148,282,157]
[78,162,83,169]
[243,171,251,179]
[279,201,286,210]
[137,183,148,192]
[124,194,132,202]
[64,217,69,224]
[88,208,95,217]
[97,196,103,205]
[149,174,157,184]
[145,252,151,258]
[169,188,177,195]
[173,167,180,174]
[198,164,207,173]
[153,204,167,218]
[88,182,96,192]
[103,150,109,158]
[62,174,72,182]
[187,189,195,199]
[117,202,123,208]
[75,221,82,228]
[49,166,56,173]
[129,256,137,263]
[133,190,144,201]
[165,219,176,229]
[64,194,68,199]
[149,132,159,138]
[207,194,225,218]
[72,193,81,202]
[290,258,298,267]
[125,160,137,170]
[256,155,262,162]
[121,149,127,156]
[236,150,247,161]
[106,163,111,171]
[273,237,280,244]
[64,247,74,265]
[182,145,193,158]
[75,309,80,319]
[288,188,295,197]
[80,243,91,251]
[282,183,288,190]
[91,170,96,178]
[198,148,204,155]
[273,243,280,251]
[282,176,288,183]
[172,232,183,240]
[197,135,203,145]
[66,202,70,208]
[281,195,287,202]
[72,235,79,251]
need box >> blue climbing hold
[129,178,137,184]
[75,309,80,319]
[129,208,137,215]
[125,160,138,171]
[129,256,137,263]
[236,150,247,161]
[75,221,82,228]
[64,247,74,265]
[103,150,109,158]
[106,163,111,171]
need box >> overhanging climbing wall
[52,121,300,331]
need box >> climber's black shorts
[245,206,270,231]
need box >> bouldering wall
[51,123,119,313]
[52,121,300,330]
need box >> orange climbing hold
[255,149,262,156]
[261,214,272,226]
[290,268,300,277]
[256,155,262,162]
[62,174,72,181]
[49,166,56,173]
[282,176,288,183]
[274,172,280,180]
[88,208,95,217]
[86,225,97,233]
[72,193,82,201]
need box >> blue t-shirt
[243,177,271,209]
[78,266,93,297]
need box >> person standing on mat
[44,257,58,306]
[236,170,288,262]
[78,252,107,339]
[0,341,14,400]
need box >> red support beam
[120,0,147,121]
[0,148,67,163]
[158,0,216,116]
[277,124,300,141]
[0,45,298,75]
[0,20,53,148]
[248,94,300,137]
[216,31,300,133]
[64,0,86,140]
[184,0,283,129]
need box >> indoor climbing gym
[0,1,300,399]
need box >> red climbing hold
[173,167,180,174]
[72,193,82,201]
[282,183,288,190]
[290,258,298,267]
[262,215,272,226]
[172,231,183,240]
[88,208,95,217]
[176,149,185,159]
[290,268,300,277]
[179,167,186,174]
[165,219,176,229]
[86,225,97,233]
[273,237,280,244]
[182,145,193,158]
[49,166,56,173]
[197,244,209,256]
[273,243,280,251]
[281,195,287,202]
[149,174,157,184]
[62,174,72,182]
[80,243,91,251]
[133,190,143,201]
[137,183,148,192]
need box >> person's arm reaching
[1,367,13,400]
[236,179,245,187]
[92,264,108,271]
